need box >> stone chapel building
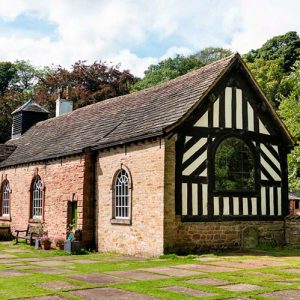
[0,54,294,256]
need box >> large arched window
[31,176,43,219]
[214,137,255,192]
[1,180,10,216]
[114,169,130,219]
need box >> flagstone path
[0,243,299,299]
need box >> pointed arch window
[31,176,44,219]
[214,137,256,192]
[1,180,11,216]
[113,169,132,220]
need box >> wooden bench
[15,224,45,245]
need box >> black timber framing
[174,62,291,222]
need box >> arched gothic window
[31,176,43,219]
[114,169,130,219]
[214,137,255,192]
[1,180,10,216]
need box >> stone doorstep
[37,281,78,290]
[67,273,131,284]
[71,287,158,300]
[218,283,263,292]
[261,289,300,300]
[105,270,169,281]
[187,277,231,286]
[162,286,216,297]
[140,267,202,277]
[172,264,240,272]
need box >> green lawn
[0,241,299,299]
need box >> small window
[1,180,10,216]
[214,137,255,192]
[295,200,300,210]
[31,176,43,219]
[114,169,130,219]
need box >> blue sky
[0,0,299,76]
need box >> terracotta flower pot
[42,241,51,250]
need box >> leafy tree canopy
[132,47,233,92]
[244,31,300,72]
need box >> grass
[0,241,299,299]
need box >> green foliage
[131,55,203,92]
[244,31,300,72]
[193,47,233,65]
[278,61,300,191]
[247,58,286,106]
[132,47,233,92]
[215,138,255,191]
[0,62,16,95]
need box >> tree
[193,47,233,65]
[33,61,137,114]
[132,48,233,92]
[0,62,16,95]
[247,58,285,106]
[244,31,300,72]
[278,61,300,191]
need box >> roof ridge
[32,54,237,127]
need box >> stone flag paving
[0,244,299,299]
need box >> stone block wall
[285,216,300,248]
[0,154,94,245]
[96,139,165,257]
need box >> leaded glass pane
[115,170,129,218]
[215,138,255,192]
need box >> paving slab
[0,253,18,259]
[34,268,73,275]
[187,277,231,286]
[30,260,73,267]
[280,268,300,275]
[208,261,259,269]
[106,270,168,281]
[162,286,216,297]
[3,249,29,253]
[243,259,288,267]
[140,267,201,277]
[225,298,252,300]
[68,273,131,284]
[0,270,29,276]
[38,281,78,290]
[218,283,263,292]
[261,289,300,299]
[173,264,239,272]
[195,256,221,261]
[18,296,67,300]
[69,259,99,264]
[72,287,158,299]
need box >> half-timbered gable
[174,57,293,222]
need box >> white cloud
[0,0,298,75]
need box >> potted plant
[55,238,65,250]
[64,225,82,254]
[41,236,52,250]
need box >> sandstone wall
[96,139,165,257]
[0,155,94,245]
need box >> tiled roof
[1,53,291,168]
[0,145,17,163]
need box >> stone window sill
[0,216,11,221]
[28,218,43,223]
[110,218,131,225]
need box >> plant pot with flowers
[41,236,52,250]
[55,238,65,250]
